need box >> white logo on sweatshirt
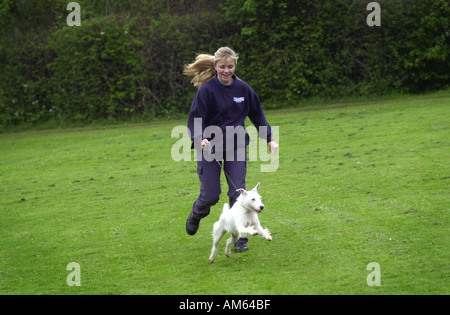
[233,97,245,103]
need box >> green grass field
[1,90,449,295]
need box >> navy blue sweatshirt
[187,74,272,151]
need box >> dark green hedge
[0,0,448,127]
[228,0,449,101]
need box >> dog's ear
[236,188,247,195]
[252,182,260,192]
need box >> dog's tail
[216,203,229,223]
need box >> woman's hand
[201,139,210,150]
[268,141,279,154]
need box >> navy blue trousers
[191,149,248,245]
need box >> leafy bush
[46,16,145,121]
[0,0,448,127]
[224,0,450,103]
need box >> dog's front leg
[261,228,272,241]
[254,219,272,241]
[236,224,257,238]
[236,225,248,239]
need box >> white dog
[209,182,272,263]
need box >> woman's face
[215,57,235,86]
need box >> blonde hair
[184,47,239,87]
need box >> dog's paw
[263,229,272,241]
[247,228,258,236]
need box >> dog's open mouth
[253,208,262,213]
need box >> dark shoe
[186,212,200,236]
[234,243,248,253]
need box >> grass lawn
[0,90,449,295]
